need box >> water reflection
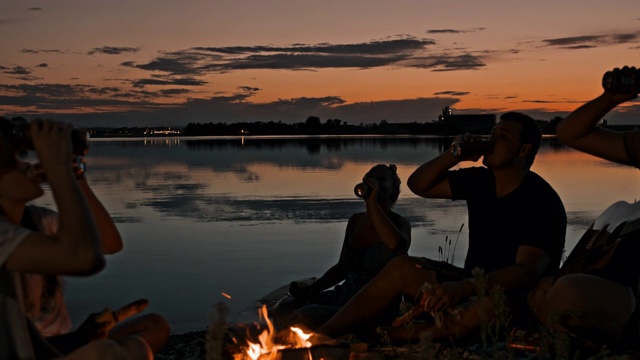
[84,136,639,227]
[32,136,640,333]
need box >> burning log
[228,305,378,360]
[263,344,350,360]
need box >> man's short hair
[500,112,542,168]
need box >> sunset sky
[1,0,639,127]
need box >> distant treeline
[182,116,563,136]
[7,115,568,137]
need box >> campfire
[232,305,312,360]
[228,305,357,360]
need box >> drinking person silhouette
[314,113,567,343]
[0,118,167,359]
[528,66,640,351]
[276,164,411,330]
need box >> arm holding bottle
[556,91,637,165]
[407,145,461,199]
[363,177,410,252]
[556,66,638,166]
[5,120,104,275]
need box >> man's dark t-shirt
[448,167,567,281]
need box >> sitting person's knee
[546,275,588,309]
[116,334,153,359]
[67,339,129,360]
[135,313,170,352]
[144,313,170,336]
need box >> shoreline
[155,328,640,360]
[156,329,208,360]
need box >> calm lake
[31,136,640,333]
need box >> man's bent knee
[63,339,129,360]
[117,335,153,360]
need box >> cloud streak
[3,28,639,127]
[426,28,486,34]
[0,83,185,111]
[541,32,640,49]
[121,36,488,78]
[434,91,470,96]
[21,49,68,54]
[88,46,141,55]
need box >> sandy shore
[156,330,208,360]
[154,328,640,360]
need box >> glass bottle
[602,67,638,95]
[450,140,492,158]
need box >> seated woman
[528,66,639,351]
[281,164,411,330]
[13,124,170,356]
[0,118,161,359]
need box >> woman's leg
[60,337,151,360]
[317,256,436,337]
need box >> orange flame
[234,305,313,360]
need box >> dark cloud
[158,89,192,96]
[403,54,486,71]
[120,53,222,75]
[195,38,433,55]
[88,46,140,55]
[426,28,485,34]
[1,90,461,127]
[132,76,207,88]
[434,90,470,96]
[222,53,408,71]
[7,89,640,128]
[21,49,67,54]
[13,75,41,81]
[120,36,486,75]
[542,32,640,49]
[0,83,181,111]
[612,33,640,43]
[4,66,31,75]
[238,86,261,93]
[2,66,39,81]
[543,35,607,46]
[563,45,597,49]
[270,96,346,108]
[523,99,576,104]
[427,29,465,34]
